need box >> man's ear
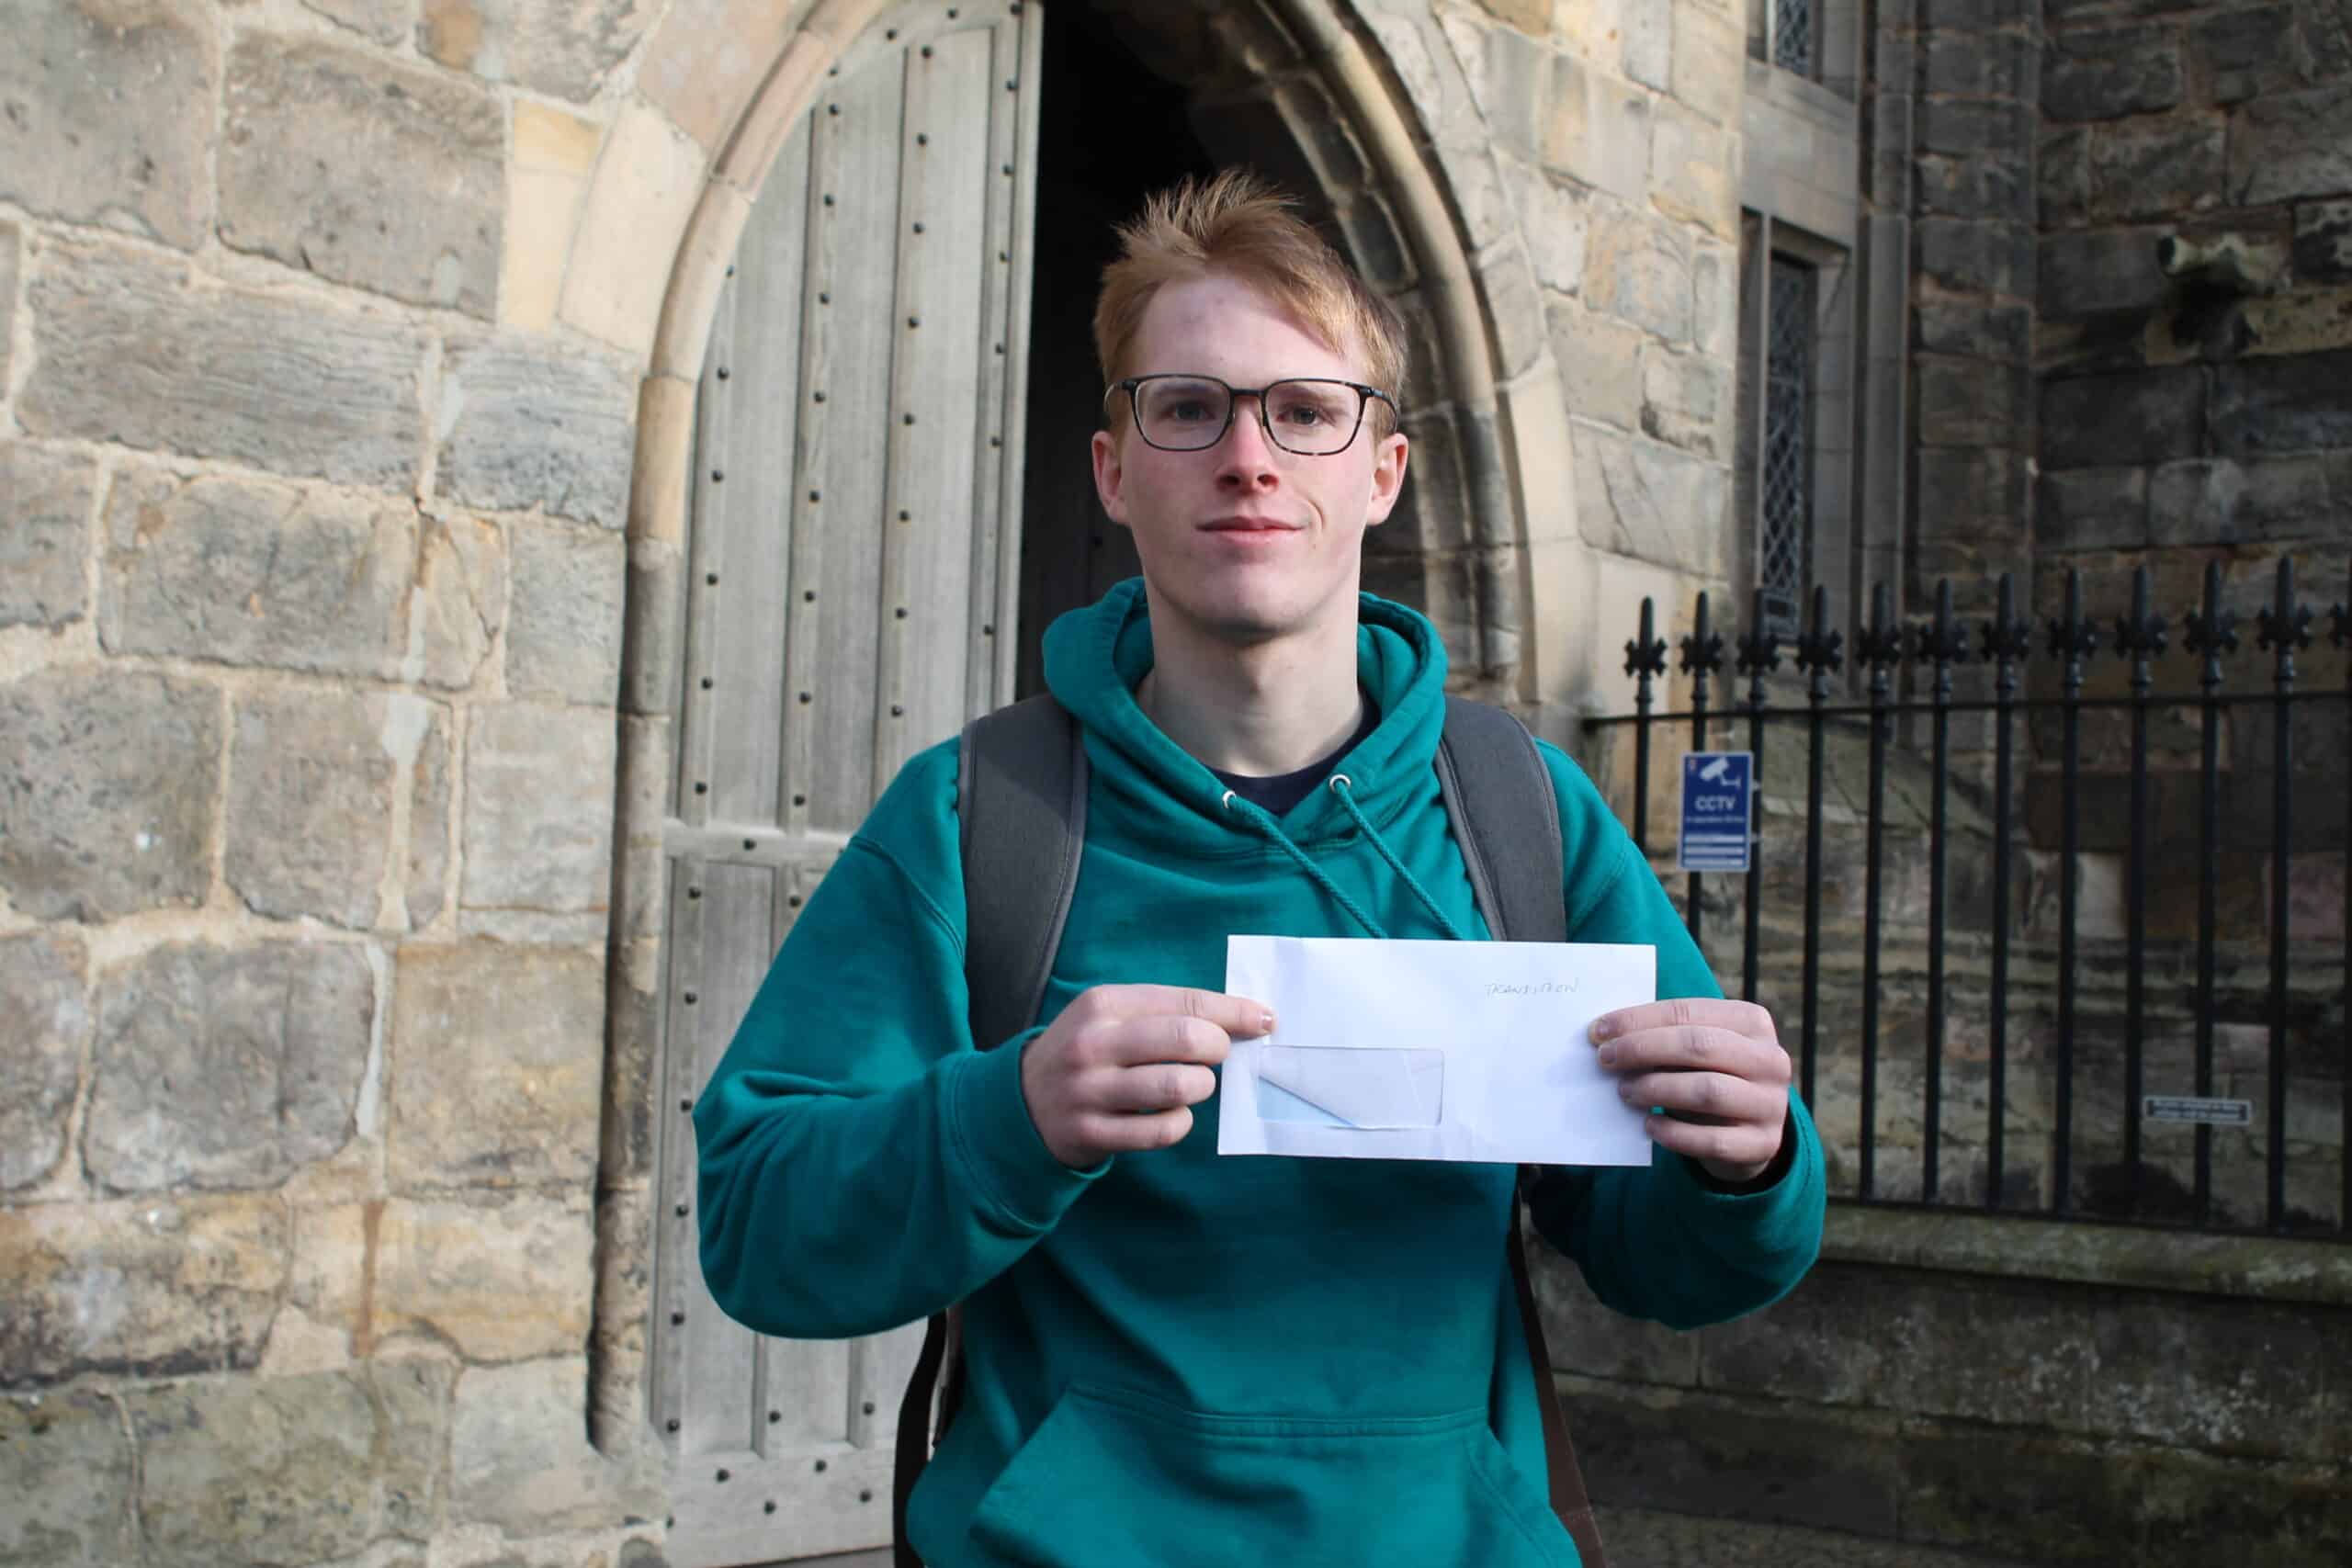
[1363,430,1410,527]
[1091,428,1132,526]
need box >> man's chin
[1149,576,1354,647]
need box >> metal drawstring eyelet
[1328,773,1353,794]
[1220,789,1238,811]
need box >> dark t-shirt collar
[1207,698,1380,818]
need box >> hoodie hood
[1040,577,1453,854]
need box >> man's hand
[1590,998,1792,1186]
[1021,986,1273,1168]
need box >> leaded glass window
[1760,256,1815,635]
[1774,0,1814,76]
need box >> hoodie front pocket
[967,1385,1577,1568]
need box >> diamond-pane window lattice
[1774,0,1814,76]
[1761,256,1815,633]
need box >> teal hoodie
[696,580,1825,1568]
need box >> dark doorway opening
[1014,7,1216,697]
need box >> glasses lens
[1265,380,1363,455]
[1134,378,1232,450]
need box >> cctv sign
[1679,751,1754,874]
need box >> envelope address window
[1255,1044,1445,1130]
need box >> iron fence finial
[1679,592,1726,678]
[1623,597,1669,680]
[1981,572,2032,666]
[2114,566,2169,662]
[2047,567,2099,663]
[2184,560,2241,662]
[1909,580,1972,668]
[1795,582,1845,677]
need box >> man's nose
[1214,393,1281,481]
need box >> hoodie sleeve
[693,741,1103,1341]
[1521,741,1826,1329]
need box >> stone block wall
[1909,0,2040,613]
[2034,0,2352,652]
[2030,0,2352,992]
[1532,1209,2352,1567]
[2036,0,2352,579]
[1400,0,1754,729]
[1,1,656,1562]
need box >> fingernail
[1597,1043,1617,1067]
[1589,1018,1616,1043]
[1261,1010,1276,1037]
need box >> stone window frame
[1759,253,1818,634]
[1736,214,1857,644]
[1747,0,1864,99]
[1736,0,1868,657]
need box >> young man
[695,171,1825,1567]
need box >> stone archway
[584,0,1578,1490]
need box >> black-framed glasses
[1108,375,1396,457]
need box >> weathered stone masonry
[2,0,654,1562]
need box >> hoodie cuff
[1684,1107,1801,1194]
[942,1032,1107,1235]
[1657,1092,1825,1242]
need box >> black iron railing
[1588,559,2351,1237]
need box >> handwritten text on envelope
[1218,935,1657,1165]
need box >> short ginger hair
[1094,170,1408,435]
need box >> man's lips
[1199,517,1302,532]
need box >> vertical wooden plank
[865,52,924,790]
[884,28,993,774]
[963,17,1018,724]
[778,108,835,843]
[756,854,854,1453]
[678,288,736,827]
[803,58,908,829]
[708,116,813,829]
[844,1321,927,1449]
[987,6,1047,712]
[650,854,707,1443]
[676,860,780,1460]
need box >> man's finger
[1640,1111,1781,1175]
[1071,1106,1194,1154]
[1102,985,1274,1041]
[1617,1069,1783,1129]
[1092,1062,1217,1112]
[1098,1013,1237,1068]
[1590,997,1775,1046]
[1596,1024,1792,1087]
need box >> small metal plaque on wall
[2141,1096,2255,1126]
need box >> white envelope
[1218,935,1657,1165]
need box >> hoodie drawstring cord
[1221,790,1392,941]
[1218,777,1470,945]
[1328,776,1470,942]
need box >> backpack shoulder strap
[1435,696,1566,944]
[896,694,1089,1568]
[1436,697,1607,1568]
[957,693,1090,1051]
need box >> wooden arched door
[650,4,1043,1562]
